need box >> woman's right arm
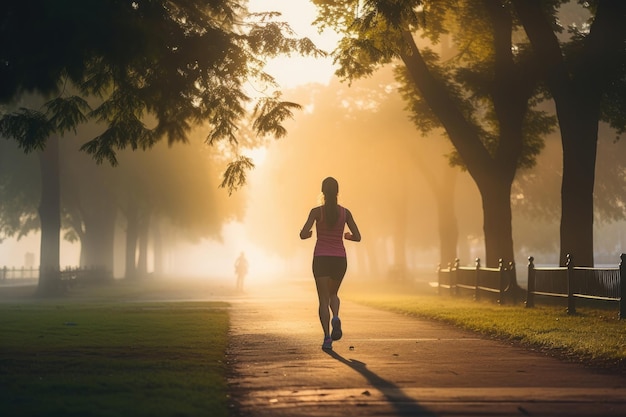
[300,208,317,239]
[344,209,361,242]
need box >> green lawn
[348,285,626,372]
[0,297,230,417]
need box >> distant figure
[300,177,361,350]
[234,252,248,292]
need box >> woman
[300,177,361,350]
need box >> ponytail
[321,177,339,227]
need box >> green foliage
[0,108,51,153]
[220,155,255,196]
[46,96,91,135]
[313,0,553,170]
[252,94,302,139]
[0,0,327,191]
[0,301,230,417]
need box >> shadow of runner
[324,350,436,417]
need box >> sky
[247,0,340,88]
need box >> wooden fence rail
[437,258,514,304]
[0,266,39,281]
[526,254,626,318]
[1,266,111,285]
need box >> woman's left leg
[314,276,331,338]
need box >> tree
[109,133,245,279]
[0,0,324,294]
[511,0,626,266]
[312,0,553,292]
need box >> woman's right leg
[328,278,341,318]
[314,276,331,338]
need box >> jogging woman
[300,177,361,350]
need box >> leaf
[0,108,52,153]
[45,96,91,135]
[252,95,302,138]
[219,155,255,195]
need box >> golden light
[248,0,340,88]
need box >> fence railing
[0,266,39,281]
[437,258,514,304]
[1,266,112,285]
[526,254,626,318]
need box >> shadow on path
[324,349,436,417]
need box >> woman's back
[314,205,346,257]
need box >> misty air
[1,1,626,416]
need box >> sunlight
[243,146,267,165]
[248,0,340,88]
[168,221,288,286]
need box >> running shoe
[322,336,333,350]
[331,317,342,341]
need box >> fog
[3,60,626,293]
[2,1,626,296]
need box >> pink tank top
[314,205,346,257]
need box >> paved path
[227,282,626,417]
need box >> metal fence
[1,266,112,286]
[526,254,626,318]
[437,258,514,304]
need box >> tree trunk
[512,0,626,267]
[124,202,139,279]
[412,145,460,268]
[152,221,164,276]
[137,212,150,278]
[81,207,117,273]
[399,23,523,277]
[365,239,381,278]
[391,186,408,281]
[479,179,515,268]
[558,109,597,266]
[37,135,62,296]
[435,167,459,267]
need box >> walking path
[227,281,626,417]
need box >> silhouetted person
[300,177,361,350]
[234,252,248,292]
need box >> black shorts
[312,256,347,281]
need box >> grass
[0,282,231,417]
[347,284,626,372]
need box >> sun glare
[169,221,289,286]
[248,0,340,88]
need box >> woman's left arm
[344,209,361,242]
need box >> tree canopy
[0,0,325,293]
[1,0,324,186]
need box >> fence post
[509,261,517,304]
[567,254,576,315]
[526,257,535,308]
[498,258,507,304]
[453,258,460,296]
[437,263,442,295]
[474,258,481,301]
[619,253,626,320]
